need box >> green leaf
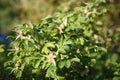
[50,31,57,37]
[16,71,22,78]
[46,66,57,78]
[56,76,64,80]
[65,60,71,68]
[21,63,26,71]
[0,45,5,52]
[59,48,66,53]
[99,47,107,53]
[79,17,86,23]
[46,42,55,48]
[64,40,73,45]
[63,45,70,51]
[42,15,52,20]
[29,39,35,43]
[35,60,41,68]
[80,37,84,45]
[58,61,65,69]
[25,56,37,64]
[91,59,96,64]
[42,61,48,69]
[96,21,103,26]
[71,58,80,62]
[24,40,28,47]
[28,23,34,29]
[42,46,49,54]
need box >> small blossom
[94,34,99,40]
[16,30,31,40]
[16,30,23,40]
[63,18,67,26]
[21,35,31,40]
[15,46,19,51]
[56,26,63,33]
[47,53,56,66]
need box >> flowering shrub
[4,0,120,80]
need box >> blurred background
[0,0,82,33]
[0,0,120,33]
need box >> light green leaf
[64,40,73,45]
[56,76,64,80]
[35,60,41,68]
[46,66,57,78]
[65,60,71,68]
[59,48,66,53]
[16,71,22,78]
[80,37,84,45]
[46,42,55,48]
[42,46,49,54]
[71,58,80,62]
[58,61,65,69]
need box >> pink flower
[56,26,63,33]
[47,53,56,66]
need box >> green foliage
[3,0,120,80]
[0,45,5,53]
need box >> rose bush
[4,0,120,80]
